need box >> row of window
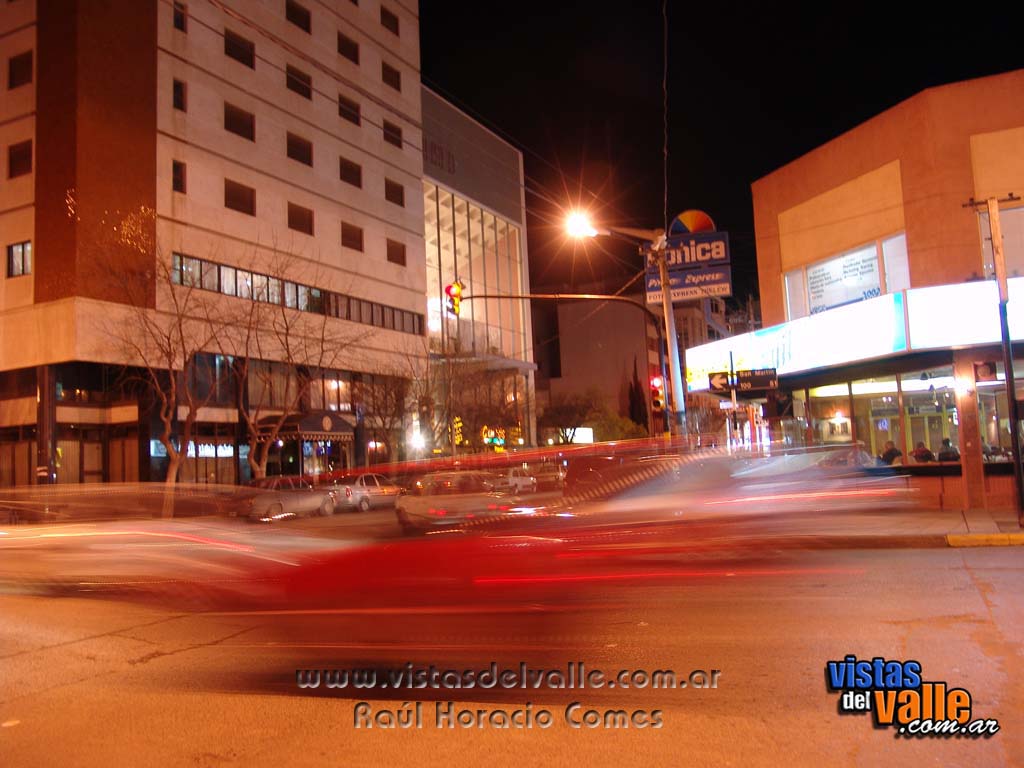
[171,93,406,203]
[179,11,404,103]
[170,166,406,264]
[170,253,423,335]
[173,0,399,40]
[6,50,31,90]
[172,78,403,151]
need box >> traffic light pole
[461,292,672,437]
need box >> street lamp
[566,211,687,436]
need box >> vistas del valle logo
[825,655,1000,738]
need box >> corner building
[685,68,1024,510]
[0,0,428,484]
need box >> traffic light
[444,281,463,317]
[650,376,665,413]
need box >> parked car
[527,461,566,491]
[490,466,538,495]
[395,471,521,535]
[247,478,336,522]
[329,473,403,512]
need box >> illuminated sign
[647,265,732,303]
[906,277,1024,350]
[686,292,906,391]
[646,231,732,305]
[807,244,880,314]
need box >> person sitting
[911,442,935,463]
[877,440,902,465]
[937,438,960,462]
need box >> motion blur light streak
[0,528,256,552]
[703,488,899,505]
[472,567,866,586]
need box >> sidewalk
[748,506,1024,550]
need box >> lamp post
[460,291,671,437]
[566,213,686,436]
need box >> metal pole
[656,248,687,437]
[462,292,671,438]
[988,198,1024,522]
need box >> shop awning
[255,411,356,443]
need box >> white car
[491,467,538,494]
[247,478,336,522]
[395,471,521,535]
[329,473,402,512]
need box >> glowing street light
[566,211,598,239]
[566,214,685,437]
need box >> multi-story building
[420,86,536,450]
[685,68,1024,509]
[0,0,429,484]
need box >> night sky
[420,3,1021,304]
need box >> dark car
[562,455,628,495]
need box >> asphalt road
[1,546,1022,767]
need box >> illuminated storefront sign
[906,277,1024,349]
[687,292,906,391]
[687,276,1024,392]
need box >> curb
[946,533,1024,547]
[759,533,1024,550]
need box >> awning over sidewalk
[255,410,356,442]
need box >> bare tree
[219,250,368,479]
[92,206,228,486]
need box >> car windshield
[419,474,492,495]
[333,475,359,485]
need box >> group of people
[877,439,960,465]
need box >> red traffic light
[445,282,462,298]
[650,376,663,388]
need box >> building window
[8,50,32,89]
[339,156,362,187]
[338,93,360,125]
[384,178,404,206]
[173,79,187,111]
[386,239,406,266]
[8,140,31,178]
[172,1,187,32]
[224,103,255,140]
[287,132,313,166]
[381,62,401,92]
[382,120,402,149]
[288,202,314,235]
[224,179,255,215]
[341,222,363,251]
[224,30,255,68]
[380,6,399,35]
[286,65,312,99]
[337,31,359,64]
[285,0,311,33]
[6,241,30,277]
[172,160,186,193]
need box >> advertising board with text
[645,232,732,305]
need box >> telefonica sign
[646,211,732,305]
[653,232,730,268]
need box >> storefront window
[851,376,902,462]
[900,366,958,461]
[807,383,852,445]
[975,360,1022,461]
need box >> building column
[953,350,985,510]
[36,365,56,484]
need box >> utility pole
[964,193,1023,525]
[988,197,1024,523]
